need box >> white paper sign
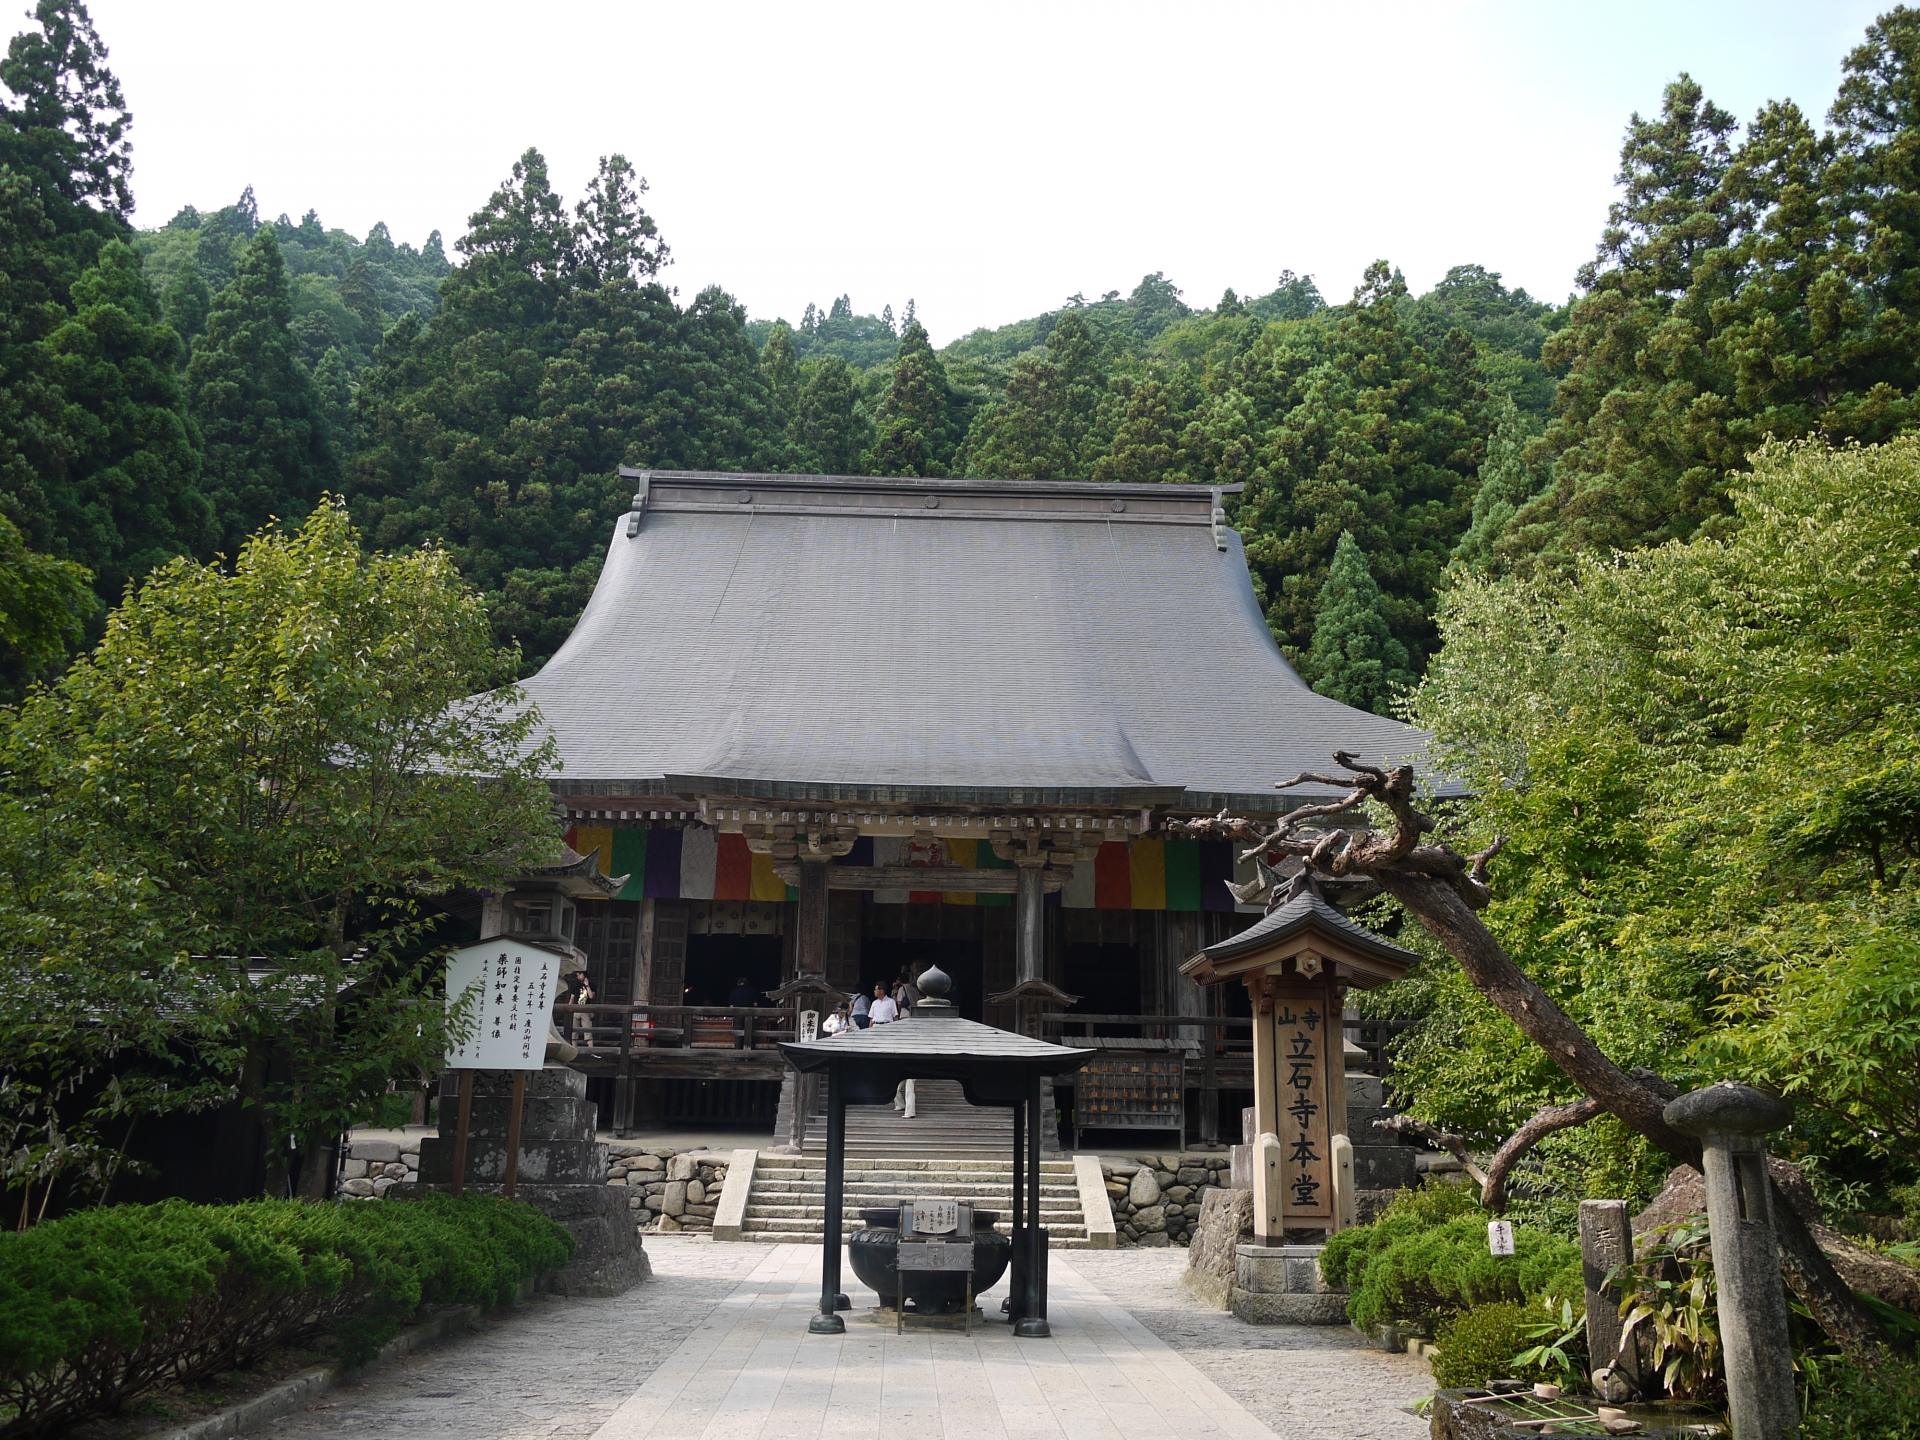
[445,940,559,1070]
[801,1009,819,1042]
[1487,1220,1516,1256]
[912,1199,959,1235]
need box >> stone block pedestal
[404,1064,649,1298]
[1230,1242,1348,1325]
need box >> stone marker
[1664,1083,1797,1440]
[1579,1200,1650,1401]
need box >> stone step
[739,1227,1094,1249]
[753,1158,1077,1173]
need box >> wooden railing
[552,1002,799,1056]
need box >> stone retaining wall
[1102,1154,1233,1248]
[342,1136,728,1236]
[606,1144,731,1234]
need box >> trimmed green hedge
[0,1194,572,1437]
[1320,1182,1582,1332]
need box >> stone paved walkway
[261,1240,1428,1440]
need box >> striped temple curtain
[562,826,1247,913]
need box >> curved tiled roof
[518,471,1446,812]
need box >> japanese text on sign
[1273,983,1334,1224]
[444,941,558,1071]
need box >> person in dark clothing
[729,976,759,1048]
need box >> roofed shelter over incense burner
[483,469,1448,1136]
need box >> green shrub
[1321,1179,1484,1293]
[1321,1180,1579,1334]
[1432,1302,1539,1389]
[0,1194,571,1437]
[1799,1354,1920,1440]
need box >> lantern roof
[1182,872,1418,989]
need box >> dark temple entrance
[685,932,783,1007]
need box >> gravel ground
[1060,1248,1433,1440]
[261,1239,767,1440]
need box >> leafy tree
[1304,530,1415,713]
[962,311,1114,480]
[0,501,560,1199]
[760,319,799,422]
[187,225,337,553]
[1404,265,1558,418]
[1121,271,1190,342]
[0,509,90,696]
[790,354,869,474]
[873,319,957,477]
[1398,435,1920,1217]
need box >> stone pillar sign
[1664,1083,1798,1440]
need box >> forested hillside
[5,1,1920,705]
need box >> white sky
[85,0,1887,346]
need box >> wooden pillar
[797,858,831,976]
[1014,861,1046,986]
[1248,975,1277,1139]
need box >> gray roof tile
[520,472,1442,810]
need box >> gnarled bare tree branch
[1371,1114,1489,1189]
[1481,1097,1604,1211]
[1170,750,1894,1362]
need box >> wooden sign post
[1272,970,1336,1230]
[444,939,560,1199]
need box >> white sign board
[445,939,560,1070]
[1487,1220,1516,1257]
[910,1199,959,1235]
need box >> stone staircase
[799,1078,1022,1157]
[738,1152,1089,1246]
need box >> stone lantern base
[1230,1242,1348,1325]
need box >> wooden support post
[614,1002,634,1138]
[1249,980,1277,1140]
[1014,861,1046,988]
[502,1069,527,1200]
[797,857,830,976]
[450,1069,475,1198]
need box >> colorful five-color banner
[560,826,1252,912]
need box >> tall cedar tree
[963,312,1115,480]
[791,355,870,474]
[348,150,779,665]
[188,225,337,553]
[1510,19,1920,564]
[1449,398,1541,575]
[873,320,956,476]
[1219,261,1489,671]
[1,2,205,632]
[1304,530,1414,714]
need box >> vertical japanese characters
[1275,985,1334,1225]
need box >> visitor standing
[851,989,871,1029]
[869,984,899,1025]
